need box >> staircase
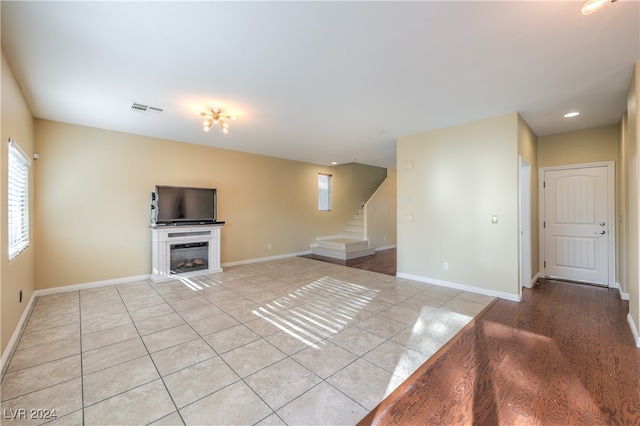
[310,209,375,260]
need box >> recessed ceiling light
[564,112,580,118]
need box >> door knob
[599,222,606,226]
[595,230,606,235]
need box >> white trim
[375,245,396,252]
[396,272,521,302]
[8,138,32,166]
[0,293,37,376]
[538,161,616,287]
[530,272,541,288]
[222,250,312,268]
[627,313,640,348]
[34,274,152,297]
[614,282,630,301]
[519,156,532,292]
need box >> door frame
[538,161,616,287]
[519,156,532,289]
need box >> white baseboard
[34,274,152,297]
[0,293,37,377]
[614,282,630,300]
[627,313,640,348]
[1,274,151,375]
[222,250,312,268]
[396,272,521,302]
[374,245,396,252]
[530,272,541,288]
[522,272,541,289]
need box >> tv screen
[154,185,217,224]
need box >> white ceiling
[2,1,639,169]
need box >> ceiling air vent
[147,106,164,115]
[131,103,148,112]
[130,102,164,115]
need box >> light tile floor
[1,257,493,426]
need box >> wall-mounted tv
[154,185,217,225]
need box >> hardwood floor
[359,279,640,425]
[304,250,640,424]
[301,248,397,276]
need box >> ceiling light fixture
[564,112,580,118]
[581,0,617,15]
[195,108,237,134]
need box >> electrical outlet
[267,243,272,250]
[443,262,449,271]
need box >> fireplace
[150,223,224,282]
[170,242,209,274]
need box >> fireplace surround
[150,223,224,282]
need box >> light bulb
[222,128,228,134]
[203,126,210,132]
[582,0,613,15]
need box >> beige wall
[397,113,520,299]
[364,168,397,249]
[624,64,639,340]
[33,120,387,290]
[517,114,539,282]
[1,51,36,355]
[538,125,619,167]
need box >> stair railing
[361,177,388,208]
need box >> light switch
[491,215,499,224]
[402,197,411,204]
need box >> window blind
[8,139,31,260]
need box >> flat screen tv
[154,185,217,225]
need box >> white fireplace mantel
[150,223,224,282]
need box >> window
[8,139,31,260]
[318,173,332,211]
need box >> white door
[542,165,611,286]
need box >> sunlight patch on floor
[250,276,380,349]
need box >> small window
[8,139,31,260]
[318,173,332,211]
